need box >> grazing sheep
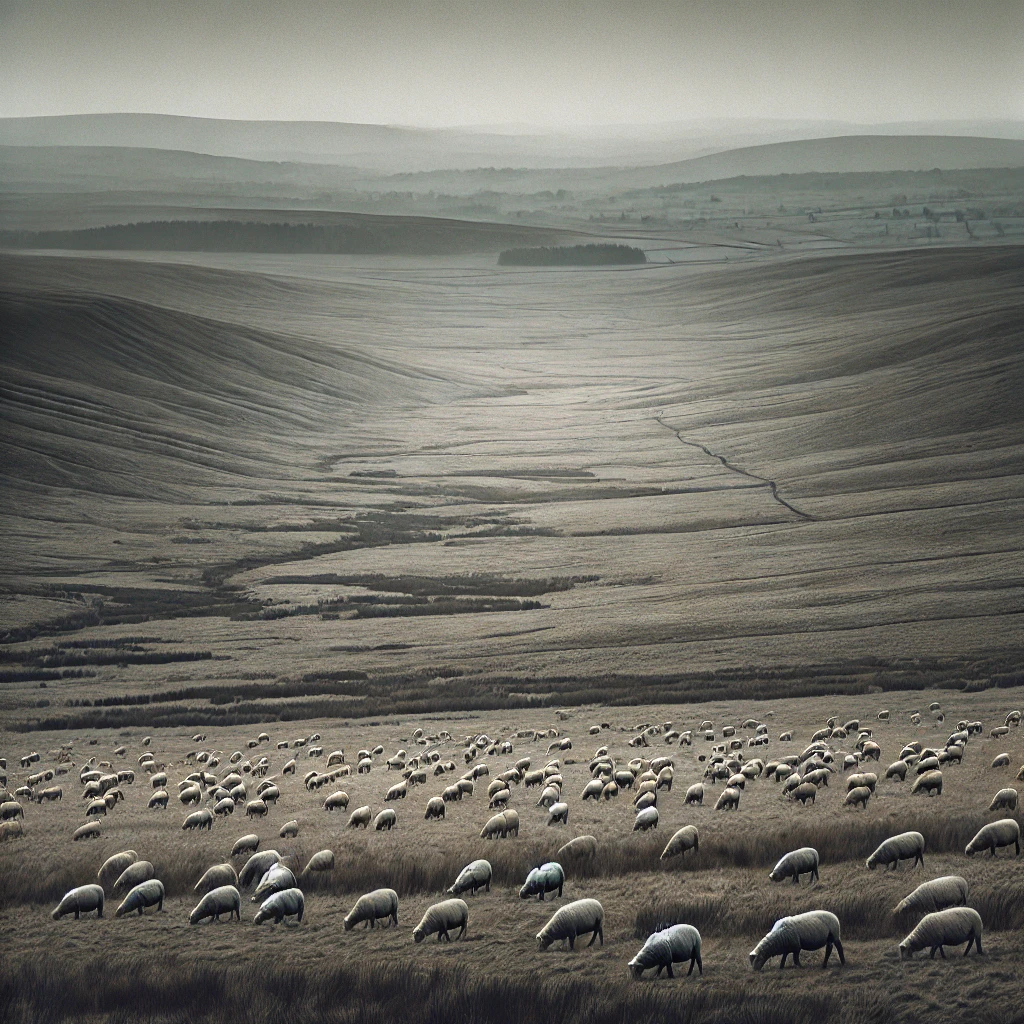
[448,859,492,896]
[769,848,820,885]
[424,796,446,821]
[348,805,372,829]
[386,781,408,802]
[113,860,155,895]
[684,783,704,806]
[189,885,241,924]
[899,907,983,959]
[344,888,399,930]
[239,850,282,888]
[989,788,1018,812]
[602,781,619,800]
[537,898,604,950]
[245,800,268,820]
[991,753,1011,768]
[537,785,560,809]
[547,802,569,826]
[966,818,1020,857]
[116,879,165,917]
[52,884,105,920]
[894,876,969,915]
[73,821,101,841]
[867,832,926,870]
[323,791,349,812]
[633,807,659,831]
[480,812,510,839]
[520,862,565,900]
[847,772,878,793]
[195,863,238,895]
[98,850,137,888]
[298,850,334,879]
[715,787,740,811]
[794,782,820,805]
[253,864,297,901]
[845,786,871,809]
[253,887,305,926]
[581,779,604,801]
[413,898,469,943]
[912,771,943,797]
[231,834,260,857]
[183,808,214,831]
[634,791,657,812]
[750,911,844,970]
[279,820,299,839]
[373,808,397,831]
[886,761,908,781]
[558,835,597,861]
[661,826,699,861]
[629,924,702,978]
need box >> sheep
[183,808,214,831]
[537,785,560,809]
[912,770,943,797]
[966,818,1020,857]
[634,791,657,812]
[847,772,877,793]
[386,781,408,802]
[894,876,969,915]
[424,796,446,821]
[190,885,241,924]
[715,787,740,811]
[845,786,871,809]
[251,887,305,927]
[231,834,260,857]
[867,832,926,870]
[992,753,1011,768]
[343,888,399,931]
[195,863,238,896]
[116,879,165,917]
[410,898,468,943]
[581,779,604,801]
[750,910,844,970]
[769,848,819,885]
[899,907,983,959]
[98,850,137,888]
[52,884,105,920]
[792,782,819,806]
[113,860,155,896]
[323,791,349,812]
[633,807,659,832]
[684,783,704,806]
[547,802,569,826]
[85,799,108,817]
[661,825,699,861]
[73,822,101,841]
[886,761,908,781]
[480,811,512,839]
[520,862,565,900]
[537,898,604,951]
[989,788,1018,812]
[558,835,597,861]
[457,779,475,798]
[629,924,702,978]
[238,850,282,888]
[245,799,268,820]
[448,859,492,896]
[348,805,372,829]
[253,864,297,901]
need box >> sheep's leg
[779,953,787,969]
[792,874,799,885]
[456,923,466,940]
[558,882,563,897]
[694,954,703,976]
[665,963,674,979]
[975,933,984,955]
[587,927,600,947]
[823,941,832,967]
[792,950,802,968]
[834,938,845,965]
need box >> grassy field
[2,691,1024,1024]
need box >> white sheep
[989,788,1018,812]
[231,834,259,857]
[660,826,699,861]
[715,787,740,811]
[536,898,604,950]
[912,770,943,797]
[189,885,241,924]
[253,864,296,901]
[966,818,1020,857]
[899,907,983,959]
[684,783,704,806]
[238,850,281,888]
[73,821,101,841]
[97,850,137,888]
[413,898,468,942]
[195,863,238,895]
[113,861,155,896]
[519,862,564,900]
[254,887,304,926]
[115,879,165,917]
[424,796,446,821]
[342,888,400,930]
[632,806,659,832]
[629,924,702,978]
[183,808,214,831]
[558,835,597,860]
[750,910,844,970]
[348,805,372,829]
[447,859,492,897]
[769,848,819,885]
[52,884,105,920]
[547,802,569,826]
[867,832,925,870]
[894,876,968,915]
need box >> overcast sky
[1,0,1021,128]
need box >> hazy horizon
[1,0,1021,129]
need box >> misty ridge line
[655,416,815,521]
